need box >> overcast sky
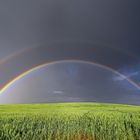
[0,0,140,56]
[0,0,140,104]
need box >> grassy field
[0,102,140,140]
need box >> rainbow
[0,47,33,65]
[0,41,138,66]
[0,59,140,94]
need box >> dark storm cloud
[0,0,140,57]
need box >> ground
[0,102,140,140]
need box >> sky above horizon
[0,61,139,104]
[0,0,140,104]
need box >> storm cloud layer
[0,0,140,57]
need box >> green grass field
[0,102,140,140]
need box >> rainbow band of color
[0,59,140,94]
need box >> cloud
[113,71,139,81]
[53,90,64,95]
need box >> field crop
[0,102,140,140]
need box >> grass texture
[0,102,140,140]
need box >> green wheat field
[0,102,140,140]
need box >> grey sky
[0,0,140,104]
[0,0,140,56]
